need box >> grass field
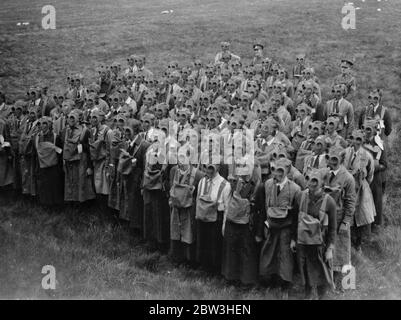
[0,0,401,299]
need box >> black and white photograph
[0,0,400,307]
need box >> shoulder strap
[216,180,227,201]
[319,194,329,225]
[103,126,110,140]
[300,190,307,212]
[320,194,328,212]
[173,167,180,185]
[264,179,273,207]
[53,132,57,145]
[287,180,293,205]
[35,134,39,149]
[64,127,68,145]
[79,125,87,142]
[189,167,196,186]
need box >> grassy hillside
[0,0,400,299]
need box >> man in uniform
[333,58,356,98]
[325,146,356,289]
[252,43,265,66]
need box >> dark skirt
[296,244,334,288]
[64,155,95,202]
[143,189,170,246]
[196,211,224,274]
[107,162,121,210]
[222,221,258,285]
[170,240,196,264]
[259,227,294,283]
[37,165,64,206]
[128,170,145,232]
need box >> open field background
[0,0,400,299]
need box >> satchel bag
[196,179,227,222]
[297,191,329,245]
[169,168,196,208]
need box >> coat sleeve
[291,190,303,241]
[217,180,231,212]
[346,101,355,136]
[383,109,392,137]
[366,150,375,184]
[341,173,356,226]
[378,145,387,171]
[169,165,177,190]
[325,195,337,249]
[358,107,366,129]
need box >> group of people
[0,41,392,299]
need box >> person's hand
[325,247,333,263]
[339,222,348,233]
[86,168,93,176]
[290,240,297,253]
[255,236,263,243]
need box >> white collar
[125,97,132,104]
[374,103,380,112]
[331,168,340,176]
[35,98,41,106]
[0,102,5,110]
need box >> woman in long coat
[88,110,112,199]
[291,168,337,299]
[0,116,14,188]
[106,114,126,210]
[362,120,387,231]
[344,130,375,250]
[7,101,27,191]
[255,158,301,299]
[118,119,150,230]
[222,151,261,286]
[325,146,356,286]
[19,107,40,197]
[169,146,204,265]
[142,132,170,252]
[34,116,64,206]
[62,110,95,202]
